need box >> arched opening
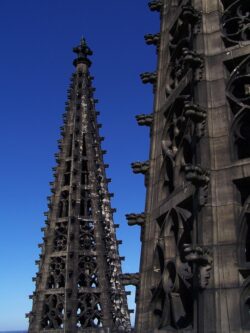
[80,191,92,217]
[58,191,69,218]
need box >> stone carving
[182,48,203,68]
[131,161,150,175]
[144,33,160,46]
[151,204,212,329]
[120,273,140,286]
[184,102,206,122]
[151,206,194,329]
[140,72,157,92]
[161,94,194,193]
[184,164,210,186]
[221,0,250,47]
[41,294,65,329]
[183,244,212,289]
[148,1,163,12]
[131,161,150,187]
[126,213,145,227]
[144,33,160,52]
[136,114,153,127]
[126,213,146,242]
[184,164,210,206]
[140,71,157,84]
[161,92,208,202]
[184,102,206,138]
[166,49,203,96]
[181,3,201,25]
[166,3,202,97]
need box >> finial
[148,1,163,12]
[73,37,93,67]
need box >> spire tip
[73,37,93,67]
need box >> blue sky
[0,0,158,330]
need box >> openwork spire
[27,40,131,332]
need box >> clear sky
[0,0,158,330]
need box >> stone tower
[130,1,250,332]
[27,39,131,333]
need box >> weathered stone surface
[133,1,250,332]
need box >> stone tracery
[41,294,65,329]
[221,0,250,47]
[226,55,250,159]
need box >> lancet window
[80,190,92,217]
[58,191,69,218]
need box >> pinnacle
[73,37,93,67]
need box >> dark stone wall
[134,1,250,332]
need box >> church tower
[27,39,131,333]
[131,1,250,332]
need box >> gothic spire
[27,40,131,332]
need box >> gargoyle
[148,1,163,12]
[126,213,145,227]
[140,71,157,85]
[120,273,140,286]
[184,164,210,186]
[136,113,153,126]
[144,33,160,47]
[184,102,206,123]
[131,161,150,175]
